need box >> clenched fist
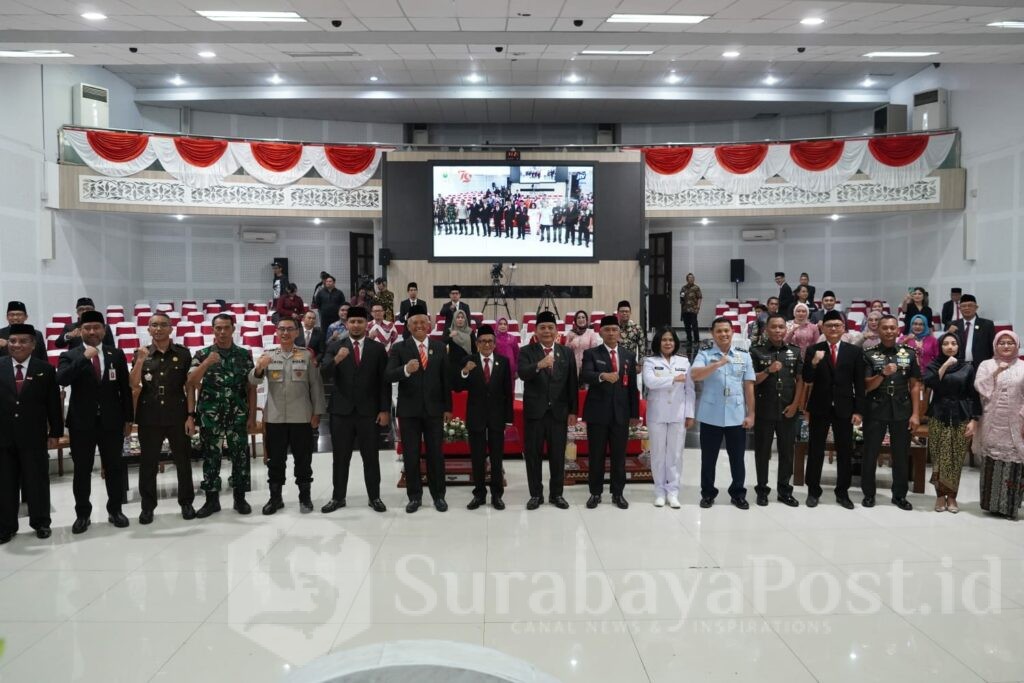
[83,346,99,360]
[256,354,272,371]
[334,347,350,364]
[463,360,477,374]
[204,351,221,366]
[405,359,420,374]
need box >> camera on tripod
[490,262,504,282]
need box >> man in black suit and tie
[580,316,640,510]
[800,310,865,509]
[775,273,794,320]
[946,294,995,367]
[56,310,133,534]
[456,324,514,510]
[439,285,471,331]
[397,282,425,325]
[518,310,578,510]
[321,306,391,514]
[298,311,325,360]
[387,304,452,513]
[799,273,816,304]
[0,324,63,543]
[940,287,962,329]
[0,301,47,361]
[55,297,116,350]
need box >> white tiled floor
[0,449,1021,682]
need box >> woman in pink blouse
[899,314,939,368]
[784,302,818,358]
[565,310,601,374]
[974,330,1024,520]
[493,317,520,380]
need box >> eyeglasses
[477,338,495,344]
[277,326,297,333]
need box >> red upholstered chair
[47,350,61,367]
[251,303,269,315]
[523,312,537,325]
[117,335,141,351]
[230,303,246,315]
[590,311,606,324]
[136,313,151,326]
[244,312,261,323]
[176,324,196,337]
[200,324,213,335]
[470,313,483,326]
[133,305,151,318]
[183,334,204,348]
[241,332,262,347]
[106,313,125,326]
[51,314,73,326]
[204,303,222,314]
[995,322,1014,333]
[262,322,276,336]
[187,312,204,324]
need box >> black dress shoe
[756,493,769,507]
[108,512,129,528]
[433,498,448,512]
[862,496,875,508]
[405,499,421,514]
[139,510,154,525]
[612,495,629,510]
[806,495,820,508]
[730,497,750,510]
[586,494,602,509]
[526,497,542,511]
[0,532,14,544]
[699,497,714,509]
[72,517,90,534]
[836,497,855,510]
[550,496,569,510]
[777,495,800,507]
[321,499,346,514]
[492,498,505,510]
[467,496,486,510]
[180,504,196,520]
[36,527,51,539]
[368,499,387,513]
[892,497,913,511]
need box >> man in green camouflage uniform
[373,277,395,322]
[616,300,647,366]
[187,313,257,517]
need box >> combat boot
[195,491,221,518]
[262,484,284,515]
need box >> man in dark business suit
[580,315,640,510]
[439,285,471,331]
[55,297,115,350]
[321,306,391,514]
[456,325,514,510]
[0,301,47,361]
[0,324,63,543]
[946,294,995,368]
[387,304,452,513]
[56,310,133,534]
[298,311,325,360]
[940,287,962,329]
[799,273,815,304]
[800,310,865,509]
[397,282,425,325]
[518,310,578,510]
[775,273,794,320]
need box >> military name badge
[268,361,285,382]
[896,347,910,369]
[144,372,153,382]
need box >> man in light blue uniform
[690,317,756,509]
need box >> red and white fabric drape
[66,129,384,189]
[644,132,954,195]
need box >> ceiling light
[312,218,322,225]
[580,50,654,56]
[466,72,482,83]
[666,72,681,84]
[169,74,185,85]
[0,49,74,58]
[863,51,939,58]
[268,73,283,84]
[800,17,824,26]
[196,10,305,22]
[700,217,710,226]
[607,13,708,24]
[198,50,216,58]
[763,75,779,85]
[369,75,379,81]
[830,214,840,221]
[174,214,186,221]
[81,12,107,20]
[722,51,740,58]
[566,73,581,83]
[987,21,1024,28]
[861,77,876,87]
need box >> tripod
[536,284,560,320]
[484,277,513,321]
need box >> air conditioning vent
[72,83,109,127]
[283,51,360,58]
[240,230,278,243]
[81,84,108,103]
[741,229,776,241]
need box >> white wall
[886,64,1024,326]
[621,109,875,145]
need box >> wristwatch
[187,412,197,418]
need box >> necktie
[15,364,24,394]
[610,348,618,373]
[962,321,971,348]
[484,357,491,382]
[954,306,961,321]
[92,351,101,380]
[353,341,361,366]
[830,343,838,367]
[543,346,553,374]
[419,343,428,369]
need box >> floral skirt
[980,456,1024,520]
[928,420,969,496]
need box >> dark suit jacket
[805,285,816,303]
[947,316,995,366]
[55,321,115,349]
[0,327,47,361]
[322,336,391,417]
[0,357,63,447]
[56,345,133,431]
[778,283,795,319]
[298,326,325,358]
[397,298,426,325]
[454,352,514,430]
[518,343,578,420]
[580,346,640,425]
[941,300,958,328]
[439,301,471,331]
[801,341,865,418]
[386,336,452,418]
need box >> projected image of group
[432,165,594,259]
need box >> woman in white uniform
[642,326,696,508]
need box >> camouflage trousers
[199,420,250,492]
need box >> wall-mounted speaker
[730,258,745,283]
[378,248,392,266]
[637,248,650,266]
